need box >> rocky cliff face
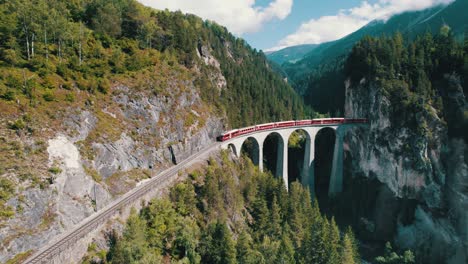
[343,77,467,263]
[0,57,224,262]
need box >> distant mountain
[265,44,318,65]
[278,0,468,114]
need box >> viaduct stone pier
[220,125,348,197]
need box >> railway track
[24,142,220,264]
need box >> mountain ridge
[269,0,467,114]
[264,44,318,65]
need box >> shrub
[61,81,72,90]
[8,119,25,130]
[42,90,56,102]
[48,167,62,174]
[76,78,89,91]
[22,113,31,122]
[88,79,99,93]
[0,205,14,219]
[56,64,71,79]
[65,93,75,102]
[98,78,110,94]
[0,178,15,200]
[2,49,21,65]
[28,57,46,72]
[5,75,21,90]
[0,178,15,220]
[109,49,127,73]
[42,77,56,89]
[375,242,415,264]
[84,166,102,182]
[1,90,15,101]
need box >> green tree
[236,231,262,264]
[199,222,236,264]
[327,217,341,264]
[269,195,282,238]
[91,2,122,37]
[170,182,198,217]
[173,217,201,263]
[375,242,415,264]
[141,198,181,254]
[344,226,360,264]
[276,230,296,264]
[301,216,328,264]
[251,197,270,236]
[109,209,153,264]
[340,233,356,264]
[440,24,451,37]
[258,236,279,264]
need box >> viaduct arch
[221,123,353,197]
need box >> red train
[216,118,368,142]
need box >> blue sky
[243,0,365,50]
[138,0,454,51]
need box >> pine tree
[288,182,305,242]
[345,226,360,264]
[251,197,270,236]
[110,209,152,263]
[269,195,282,238]
[301,215,328,264]
[173,217,201,263]
[170,182,198,217]
[327,217,341,264]
[340,234,356,264]
[200,222,236,264]
[141,198,181,253]
[259,236,279,264]
[276,230,296,264]
[236,231,254,264]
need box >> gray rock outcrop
[0,73,224,262]
[344,76,467,263]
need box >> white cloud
[137,0,293,35]
[267,0,454,51]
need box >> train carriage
[295,119,312,126]
[216,118,367,142]
[276,120,295,128]
[256,122,276,131]
[235,125,256,137]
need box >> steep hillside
[83,153,360,264]
[339,33,467,263]
[0,0,308,262]
[279,0,467,114]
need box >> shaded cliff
[340,33,467,263]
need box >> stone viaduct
[220,123,362,196]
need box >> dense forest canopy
[0,0,310,129]
[345,29,468,142]
[83,153,361,264]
